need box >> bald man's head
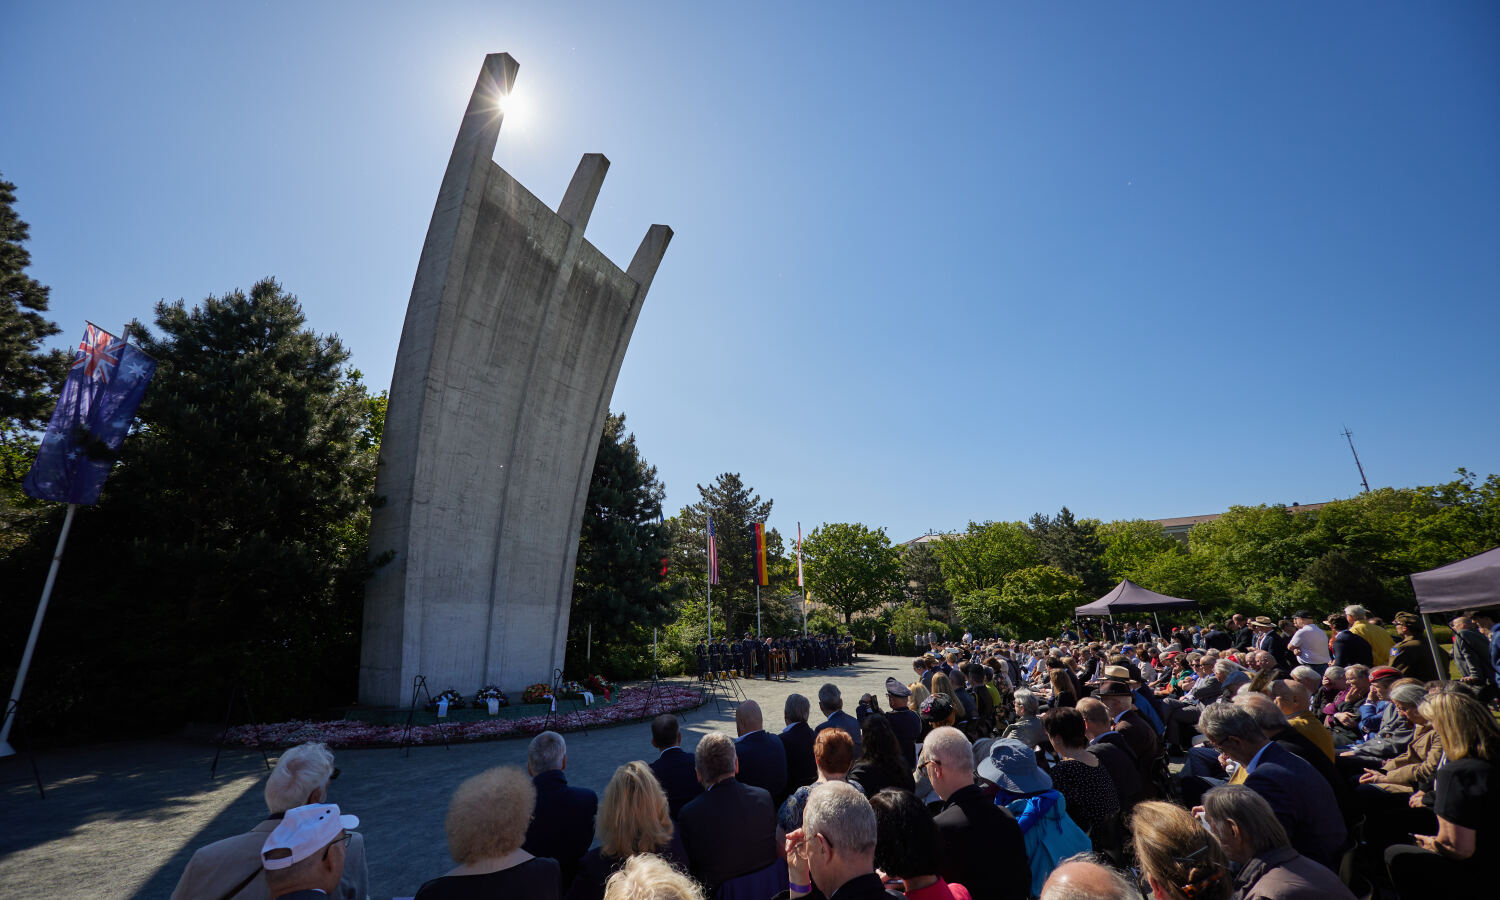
[735,700,763,736]
[1040,859,1135,900]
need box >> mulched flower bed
[222,684,705,750]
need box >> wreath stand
[1,699,45,798]
[210,682,272,779]
[542,669,590,735]
[398,675,451,757]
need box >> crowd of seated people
[174,606,1499,900]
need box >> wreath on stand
[522,683,554,705]
[474,685,509,707]
[425,688,467,712]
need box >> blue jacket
[734,730,788,803]
[1004,790,1091,897]
[1242,742,1348,870]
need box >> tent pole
[1153,611,1163,638]
[1422,613,1449,683]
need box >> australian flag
[22,323,157,505]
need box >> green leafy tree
[567,412,678,677]
[900,539,952,623]
[802,522,901,624]
[0,175,70,487]
[1098,518,1183,583]
[998,565,1091,638]
[932,520,1038,597]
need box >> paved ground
[0,654,916,899]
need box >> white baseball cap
[261,803,359,870]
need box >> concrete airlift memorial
[359,53,672,709]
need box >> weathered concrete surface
[0,661,915,899]
[360,53,671,707]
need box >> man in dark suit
[1254,616,1296,674]
[923,726,1028,900]
[521,730,598,892]
[1078,697,1144,812]
[780,693,818,793]
[679,732,779,893]
[1096,680,1160,790]
[813,683,863,758]
[1231,613,1256,651]
[734,699,788,803]
[648,714,702,819]
[1197,704,1347,871]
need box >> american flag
[707,517,720,585]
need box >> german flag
[753,522,769,586]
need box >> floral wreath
[475,685,509,706]
[426,688,467,712]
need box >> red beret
[1370,667,1401,681]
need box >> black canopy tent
[1074,579,1202,637]
[1409,546,1500,680]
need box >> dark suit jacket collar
[827,872,890,899]
[534,768,569,790]
[941,782,985,811]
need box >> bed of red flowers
[223,683,704,750]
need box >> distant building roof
[900,532,954,547]
[1154,501,1332,535]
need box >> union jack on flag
[707,517,720,585]
[72,323,125,383]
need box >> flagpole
[706,523,712,643]
[756,584,762,639]
[1,503,78,757]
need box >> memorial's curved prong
[558,154,610,230]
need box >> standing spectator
[565,762,688,900]
[735,700,789,803]
[679,732,778,893]
[1450,615,1497,701]
[648,715,702,819]
[848,713,916,796]
[1383,690,1500,897]
[924,726,1029,900]
[1286,612,1331,675]
[1129,802,1232,900]
[1388,613,1438,682]
[417,766,560,899]
[171,741,370,900]
[1231,614,1256,652]
[1252,617,1295,675]
[781,693,819,794]
[522,731,598,893]
[1195,705,1347,870]
[1201,785,1355,900]
[779,728,863,831]
[883,677,922,771]
[1344,605,1393,665]
[784,780,887,899]
[870,788,973,899]
[1470,609,1500,688]
[813,683,863,759]
[259,803,359,900]
[1327,615,1373,667]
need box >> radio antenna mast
[1342,427,1371,493]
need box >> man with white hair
[521,730,597,892]
[783,780,885,898]
[260,802,358,899]
[1344,604,1392,664]
[170,742,369,900]
[924,726,1028,900]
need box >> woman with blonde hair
[601,853,704,900]
[416,765,560,899]
[1129,801,1231,900]
[565,762,687,900]
[1384,689,1500,897]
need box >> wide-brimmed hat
[261,804,358,870]
[1251,616,1275,628]
[1095,680,1135,698]
[977,738,1052,795]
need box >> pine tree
[568,413,678,675]
[0,175,69,484]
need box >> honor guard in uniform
[695,640,708,681]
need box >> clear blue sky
[4,2,1497,544]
